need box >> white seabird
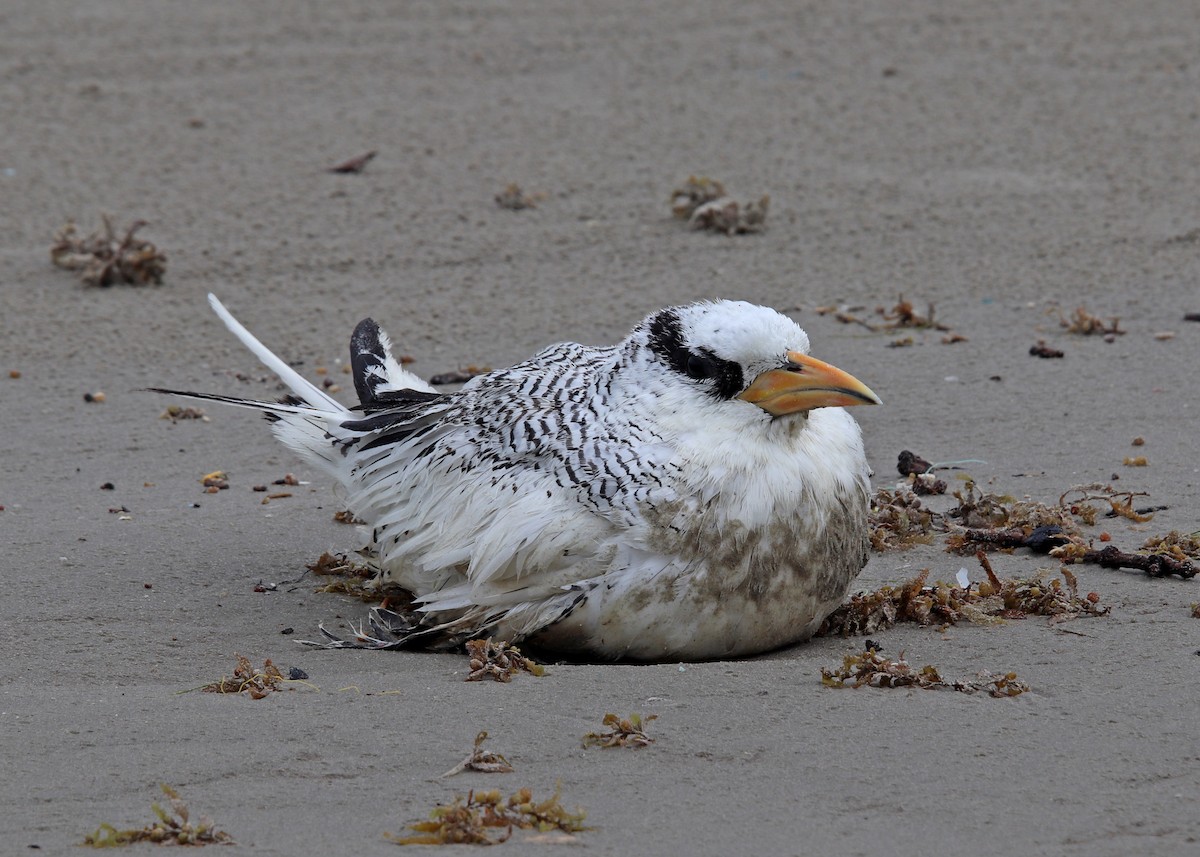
[155,295,880,661]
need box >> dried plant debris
[159,404,208,422]
[878,295,950,331]
[868,486,938,551]
[897,450,933,476]
[200,470,228,491]
[333,509,366,525]
[582,713,658,749]
[1050,542,1196,579]
[442,731,515,777]
[465,638,545,682]
[1123,456,1148,467]
[307,550,387,601]
[818,564,1106,637]
[494,183,542,210]
[52,216,166,287]
[201,654,287,699]
[689,194,770,235]
[384,784,587,846]
[429,365,491,385]
[83,784,233,847]
[1030,340,1065,358]
[670,176,726,219]
[821,649,1029,698]
[670,175,770,234]
[1052,305,1124,336]
[328,150,376,174]
[1142,531,1200,561]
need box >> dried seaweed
[868,486,938,551]
[159,404,209,422]
[669,176,726,219]
[384,784,587,846]
[1030,340,1064,358]
[332,509,366,525]
[494,183,541,210]
[818,562,1107,637]
[441,731,515,777]
[200,654,286,699]
[307,550,388,602]
[582,713,658,749]
[329,150,376,174]
[821,649,1029,698]
[200,470,229,491]
[1142,531,1200,561]
[689,195,770,235]
[83,784,233,847]
[1050,542,1196,579]
[52,216,166,287]
[897,450,933,476]
[465,638,545,682]
[877,295,950,331]
[1053,305,1124,336]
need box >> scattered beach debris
[821,648,1029,697]
[1123,456,1148,467]
[84,391,106,403]
[868,486,938,551]
[669,175,770,234]
[465,638,545,682]
[878,295,949,331]
[582,713,658,749]
[83,784,232,847]
[1029,340,1064,358]
[384,784,587,846]
[159,404,208,422]
[441,731,515,777]
[51,215,166,287]
[430,366,491,385]
[897,450,932,476]
[494,183,541,210]
[1185,313,1200,323]
[307,550,385,601]
[333,509,366,525]
[689,194,770,235]
[818,562,1106,638]
[1142,531,1200,561]
[1052,305,1124,336]
[670,176,726,219]
[9,369,21,379]
[200,654,288,698]
[200,470,229,492]
[328,150,377,174]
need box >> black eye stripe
[647,310,744,400]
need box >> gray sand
[3,1,1199,854]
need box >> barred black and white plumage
[154,294,880,661]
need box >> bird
[153,294,880,661]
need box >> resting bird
[155,295,880,661]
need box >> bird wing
[339,344,677,617]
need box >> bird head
[630,300,881,418]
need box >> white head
[622,300,880,420]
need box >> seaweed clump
[582,713,658,749]
[83,784,232,847]
[51,216,166,287]
[200,654,286,699]
[384,784,587,846]
[868,486,938,551]
[821,648,1029,698]
[465,638,545,682]
[818,563,1107,638]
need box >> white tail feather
[207,293,346,413]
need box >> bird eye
[685,353,714,380]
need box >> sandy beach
[3,1,1199,853]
